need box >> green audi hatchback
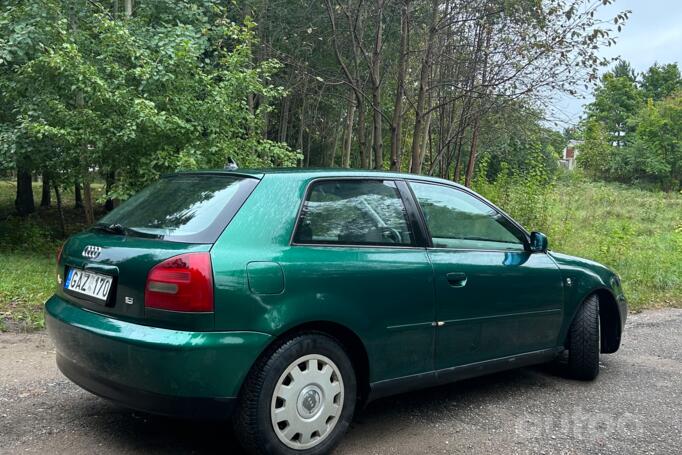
[46,169,627,454]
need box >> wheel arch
[565,288,622,354]
[243,320,371,406]
[594,288,623,354]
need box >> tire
[565,294,600,380]
[234,333,357,455]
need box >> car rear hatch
[55,172,259,330]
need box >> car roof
[172,167,466,188]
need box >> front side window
[294,180,414,246]
[410,182,525,250]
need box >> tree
[586,70,642,147]
[1,0,299,219]
[641,63,681,101]
[580,62,682,190]
[630,93,682,189]
[577,118,614,180]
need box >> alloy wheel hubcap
[270,354,344,450]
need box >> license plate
[64,269,113,302]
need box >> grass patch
[543,180,682,311]
[0,180,105,331]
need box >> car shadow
[87,365,563,454]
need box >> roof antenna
[224,157,238,170]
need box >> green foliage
[473,152,554,234]
[0,0,299,200]
[580,62,682,190]
[586,71,642,147]
[641,63,682,101]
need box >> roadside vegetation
[2,175,680,332]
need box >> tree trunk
[370,2,384,170]
[409,0,439,174]
[83,178,95,225]
[40,171,51,207]
[278,97,290,144]
[124,0,133,17]
[390,0,409,171]
[54,182,66,237]
[15,165,35,216]
[342,96,356,168]
[464,119,480,187]
[419,108,434,168]
[464,24,492,188]
[357,98,369,168]
[371,88,383,170]
[261,95,269,140]
[453,137,464,182]
[74,182,83,209]
[324,0,368,167]
[304,126,311,168]
[104,171,115,211]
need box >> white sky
[550,0,682,129]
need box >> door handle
[446,272,467,287]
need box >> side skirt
[367,347,563,402]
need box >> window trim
[406,179,532,252]
[290,177,426,249]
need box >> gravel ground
[0,309,680,455]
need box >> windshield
[96,174,256,243]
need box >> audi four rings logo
[82,245,102,259]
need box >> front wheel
[234,333,357,455]
[564,294,601,380]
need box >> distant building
[559,140,582,170]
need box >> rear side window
[293,180,415,246]
[96,174,257,243]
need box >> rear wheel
[564,294,600,380]
[234,333,356,455]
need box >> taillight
[145,252,214,312]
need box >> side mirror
[529,231,548,252]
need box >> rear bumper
[45,295,271,417]
[56,354,237,417]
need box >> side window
[410,182,525,250]
[294,180,414,246]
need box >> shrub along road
[1,309,680,454]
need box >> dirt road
[1,309,680,454]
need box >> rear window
[96,174,257,243]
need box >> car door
[285,178,436,382]
[408,181,564,370]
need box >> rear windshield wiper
[93,223,128,235]
[93,223,163,239]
